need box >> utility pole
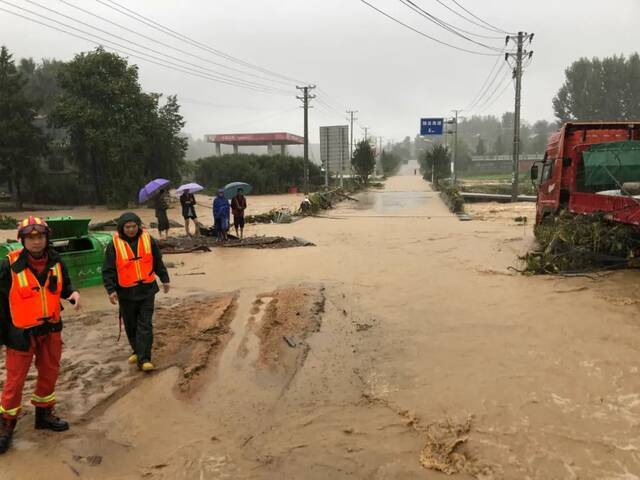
[297,85,316,195]
[506,32,534,201]
[346,110,358,167]
[339,126,345,187]
[451,109,462,185]
[363,126,369,142]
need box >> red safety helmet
[17,216,51,240]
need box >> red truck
[532,122,640,225]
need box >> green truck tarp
[583,141,640,186]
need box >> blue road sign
[420,118,444,135]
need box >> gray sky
[2,0,639,143]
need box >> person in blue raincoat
[213,188,230,241]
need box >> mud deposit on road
[255,286,324,370]
[0,293,237,419]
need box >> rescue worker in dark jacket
[102,212,170,372]
[0,216,81,454]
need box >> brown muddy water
[2,175,640,479]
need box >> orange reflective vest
[113,231,156,288]
[7,249,63,329]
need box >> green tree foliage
[50,48,186,207]
[18,57,65,116]
[352,140,376,186]
[195,154,323,194]
[0,46,46,209]
[380,150,402,176]
[475,136,487,155]
[419,144,450,186]
[553,53,640,121]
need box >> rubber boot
[0,417,17,454]
[34,406,69,432]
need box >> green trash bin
[0,216,113,289]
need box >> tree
[419,144,450,186]
[0,46,46,209]
[475,136,487,155]
[380,150,402,176]
[553,54,640,121]
[492,134,507,155]
[352,140,376,186]
[51,48,187,206]
[18,57,65,116]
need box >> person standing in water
[231,188,247,239]
[180,190,198,237]
[102,212,170,372]
[213,188,230,241]
[154,189,170,240]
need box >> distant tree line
[553,53,640,122]
[0,46,187,208]
[195,154,324,195]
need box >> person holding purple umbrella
[180,190,198,237]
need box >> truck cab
[533,122,640,225]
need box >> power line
[467,62,509,113]
[359,0,502,56]
[477,77,513,114]
[16,0,290,94]
[54,0,293,88]
[473,67,512,113]
[399,0,505,52]
[0,1,291,95]
[97,0,307,85]
[448,0,512,35]
[432,0,513,35]
[463,54,503,111]
[0,0,288,95]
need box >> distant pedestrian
[231,188,247,239]
[213,188,230,241]
[154,188,170,240]
[102,212,170,373]
[180,191,198,237]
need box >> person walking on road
[231,188,247,239]
[102,212,170,373]
[154,188,170,240]
[180,191,198,237]
[0,216,81,454]
[213,188,230,241]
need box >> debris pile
[158,235,314,254]
[0,215,18,230]
[419,416,490,476]
[299,188,358,216]
[521,211,640,273]
[439,185,465,213]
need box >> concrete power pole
[297,85,316,195]
[451,109,462,185]
[506,32,534,201]
[346,110,358,176]
[363,127,369,142]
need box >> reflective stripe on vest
[7,250,63,329]
[113,231,156,288]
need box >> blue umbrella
[223,182,252,200]
[176,182,204,195]
[138,178,170,203]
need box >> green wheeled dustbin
[0,216,113,289]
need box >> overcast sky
[2,0,639,144]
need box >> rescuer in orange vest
[102,212,170,372]
[0,216,81,454]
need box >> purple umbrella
[175,182,204,195]
[138,178,170,203]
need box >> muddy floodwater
[3,173,640,479]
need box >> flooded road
[3,175,640,479]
